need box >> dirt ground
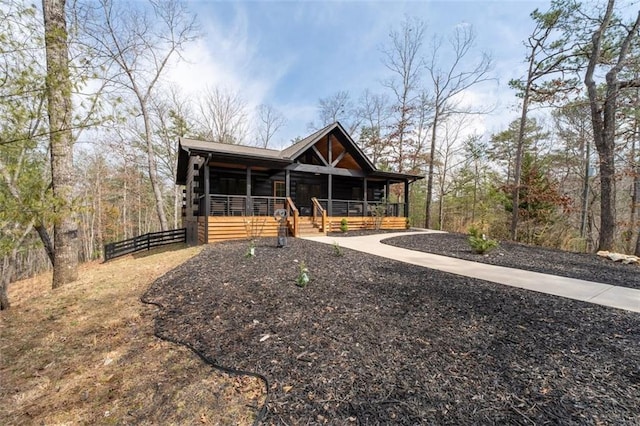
[144,237,640,425]
[382,232,640,290]
[0,244,264,425]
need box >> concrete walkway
[302,230,640,313]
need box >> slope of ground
[144,238,640,425]
[382,232,640,290]
[0,244,263,425]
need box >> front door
[296,183,321,215]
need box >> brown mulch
[382,232,640,290]
[144,237,640,425]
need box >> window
[273,181,286,197]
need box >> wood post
[204,157,210,243]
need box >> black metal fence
[104,228,187,262]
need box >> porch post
[203,158,210,243]
[246,167,252,215]
[385,179,390,218]
[328,174,333,216]
[404,179,410,219]
[363,177,368,217]
[285,170,291,197]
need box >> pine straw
[0,244,264,425]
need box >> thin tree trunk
[425,107,440,228]
[140,101,169,231]
[0,256,12,310]
[43,0,78,287]
[510,89,531,241]
[1,222,35,310]
[35,224,55,265]
[580,132,590,240]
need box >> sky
[167,0,551,148]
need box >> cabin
[176,122,423,244]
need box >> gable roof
[280,122,376,171]
[176,122,423,184]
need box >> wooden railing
[104,228,186,262]
[286,197,299,237]
[311,197,327,232]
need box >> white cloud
[166,6,293,114]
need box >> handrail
[286,197,299,237]
[311,197,327,233]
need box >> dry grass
[0,244,264,425]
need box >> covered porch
[177,122,423,244]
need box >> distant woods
[311,1,640,255]
[2,0,640,309]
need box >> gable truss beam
[286,163,365,177]
[311,145,330,166]
[331,150,347,167]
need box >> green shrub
[296,261,310,287]
[340,218,348,233]
[332,241,344,257]
[245,240,256,258]
[468,227,499,254]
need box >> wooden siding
[199,216,282,243]
[326,216,408,232]
[197,215,407,243]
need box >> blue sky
[169,0,550,146]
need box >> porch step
[294,220,324,236]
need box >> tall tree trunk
[140,101,169,231]
[510,89,531,241]
[425,107,440,228]
[42,0,78,287]
[579,132,590,241]
[584,2,640,251]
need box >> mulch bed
[382,232,640,290]
[144,237,640,425]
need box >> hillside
[0,245,263,425]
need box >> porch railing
[199,194,406,218]
[316,199,406,217]
[200,194,287,217]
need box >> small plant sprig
[245,240,256,258]
[332,241,344,257]
[340,218,348,233]
[296,261,310,287]
[468,226,499,254]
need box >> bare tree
[150,86,194,228]
[381,16,426,173]
[316,91,361,135]
[356,89,392,167]
[424,24,493,228]
[583,0,640,250]
[197,86,249,144]
[435,115,472,229]
[42,0,78,287]
[256,103,286,148]
[85,0,198,231]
